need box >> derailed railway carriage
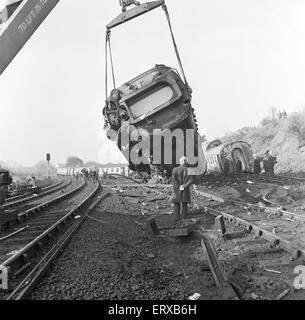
[103,64,202,173]
[205,140,253,174]
[103,1,207,176]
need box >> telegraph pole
[46,153,51,181]
[0,170,12,224]
[0,170,11,206]
[0,186,5,206]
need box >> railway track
[5,179,61,204]
[193,188,305,257]
[185,185,305,299]
[2,173,302,300]
[109,177,305,299]
[3,180,68,210]
[0,180,85,233]
[0,181,102,300]
[255,174,305,186]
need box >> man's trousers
[174,203,188,221]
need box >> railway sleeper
[13,262,31,277]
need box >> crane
[0,0,207,176]
[0,0,177,76]
[0,0,60,75]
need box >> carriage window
[129,86,174,119]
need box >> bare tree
[66,157,84,168]
[288,112,305,148]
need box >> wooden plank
[167,219,200,237]
[201,234,239,300]
[215,215,226,235]
[167,228,191,237]
[195,190,225,203]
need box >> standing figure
[263,151,270,175]
[253,154,262,174]
[171,156,193,222]
[94,170,99,183]
[119,0,140,12]
[141,172,148,184]
[268,151,277,177]
[81,168,89,182]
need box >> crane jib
[0,0,60,76]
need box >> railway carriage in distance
[56,164,131,177]
[204,140,253,175]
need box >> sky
[1,0,305,166]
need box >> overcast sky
[1,0,305,166]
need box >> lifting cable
[105,29,117,102]
[105,2,190,101]
[162,4,190,90]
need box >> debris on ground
[188,293,201,300]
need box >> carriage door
[231,148,246,172]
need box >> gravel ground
[30,190,220,300]
[27,175,305,300]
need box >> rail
[0,181,99,292]
[3,180,70,210]
[6,182,105,300]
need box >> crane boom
[0,0,60,75]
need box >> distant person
[27,177,36,188]
[263,151,270,175]
[253,154,262,174]
[31,176,37,187]
[171,156,193,222]
[278,111,283,120]
[81,168,89,182]
[268,151,277,177]
[94,170,99,183]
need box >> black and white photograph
[1,0,305,308]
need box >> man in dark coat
[267,151,277,177]
[171,156,193,222]
[253,154,262,174]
